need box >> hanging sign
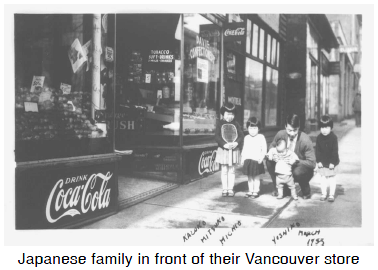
[68,38,86,73]
[24,102,38,112]
[223,22,246,42]
[30,76,45,93]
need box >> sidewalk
[267,123,361,228]
[81,120,359,229]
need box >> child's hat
[220,102,237,115]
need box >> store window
[243,20,280,128]
[15,14,115,162]
[114,14,181,148]
[183,14,221,145]
[244,58,263,128]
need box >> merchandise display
[15,86,103,141]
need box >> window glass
[251,24,259,57]
[265,67,278,126]
[276,41,280,67]
[259,28,265,60]
[246,19,251,54]
[244,58,263,128]
[183,14,221,144]
[271,37,276,65]
[114,14,181,148]
[15,14,115,162]
[266,34,271,64]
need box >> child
[267,139,299,200]
[316,115,340,202]
[214,102,244,197]
[241,117,267,198]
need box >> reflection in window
[271,38,276,66]
[246,19,251,54]
[267,34,271,64]
[259,28,265,60]
[276,41,280,67]
[252,24,259,57]
[244,58,263,128]
[265,67,278,126]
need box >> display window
[15,14,115,162]
[182,14,221,146]
[114,14,181,148]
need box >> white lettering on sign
[198,150,219,175]
[189,47,215,63]
[224,28,245,36]
[228,96,241,106]
[45,172,113,223]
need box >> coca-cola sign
[223,22,246,42]
[198,150,219,175]
[46,172,112,223]
[184,147,220,182]
[16,161,118,229]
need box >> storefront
[15,14,120,229]
[14,13,287,229]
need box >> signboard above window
[223,22,246,42]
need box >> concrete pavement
[81,120,360,229]
[267,125,361,228]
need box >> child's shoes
[328,195,335,202]
[228,190,235,197]
[320,195,327,201]
[251,192,259,198]
[222,190,228,197]
[245,192,253,198]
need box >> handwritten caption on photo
[17,252,360,267]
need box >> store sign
[200,24,221,40]
[189,36,216,64]
[184,147,220,180]
[95,110,144,131]
[133,151,180,172]
[228,96,241,106]
[148,50,174,63]
[223,22,246,42]
[198,150,219,175]
[15,162,118,229]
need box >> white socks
[221,165,235,190]
[248,176,260,194]
[321,176,336,196]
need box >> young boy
[267,139,299,200]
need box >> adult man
[266,113,316,199]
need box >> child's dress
[214,119,244,165]
[315,131,340,176]
[241,134,267,177]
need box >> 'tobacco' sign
[223,22,246,42]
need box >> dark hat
[220,102,237,115]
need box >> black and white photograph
[3,3,376,255]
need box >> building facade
[14,13,353,229]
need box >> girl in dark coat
[316,115,340,202]
[214,102,244,197]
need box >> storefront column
[92,14,102,120]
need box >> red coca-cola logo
[198,150,219,175]
[224,28,245,36]
[45,172,112,223]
